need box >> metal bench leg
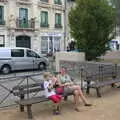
[20,105,24,112]
[96,88,101,97]
[111,83,115,88]
[27,104,32,120]
[86,81,90,94]
[64,96,68,101]
[20,94,25,112]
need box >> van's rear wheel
[1,65,11,74]
[38,63,46,70]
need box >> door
[11,49,31,70]
[49,36,53,53]
[16,36,31,48]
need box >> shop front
[40,32,63,54]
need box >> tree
[69,0,115,60]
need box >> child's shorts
[48,95,61,103]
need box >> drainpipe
[64,0,67,51]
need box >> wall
[55,52,85,71]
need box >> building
[0,0,65,54]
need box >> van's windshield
[27,50,40,58]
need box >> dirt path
[0,87,120,120]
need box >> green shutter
[0,6,4,25]
[55,13,61,25]
[54,0,62,5]
[58,14,61,25]
[41,11,48,27]
[19,8,28,28]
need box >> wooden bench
[12,82,72,119]
[84,64,120,97]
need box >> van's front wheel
[38,63,46,70]
[1,65,11,74]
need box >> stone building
[0,0,65,54]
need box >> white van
[0,47,49,74]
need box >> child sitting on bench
[43,72,62,115]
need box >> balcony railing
[40,23,49,28]
[0,20,5,25]
[16,19,35,29]
[55,24,62,28]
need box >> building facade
[0,0,65,54]
[65,0,75,45]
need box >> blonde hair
[43,72,51,80]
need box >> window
[27,50,40,58]
[19,8,28,28]
[11,49,24,57]
[40,0,48,2]
[54,0,62,5]
[40,11,49,27]
[41,36,48,54]
[54,36,60,52]
[0,6,4,25]
[0,35,5,47]
[55,13,62,28]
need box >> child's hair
[43,72,51,79]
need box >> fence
[0,60,120,108]
[60,60,120,89]
[0,73,44,108]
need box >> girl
[43,72,61,115]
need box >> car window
[11,49,24,57]
[27,50,40,58]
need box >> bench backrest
[12,82,44,96]
[85,64,117,83]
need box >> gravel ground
[0,86,120,120]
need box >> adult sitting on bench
[57,68,92,112]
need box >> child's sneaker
[52,109,60,115]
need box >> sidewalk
[0,87,120,120]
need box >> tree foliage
[69,0,115,60]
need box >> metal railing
[16,18,35,29]
[0,72,44,108]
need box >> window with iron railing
[40,11,49,27]
[19,8,28,28]
[54,0,62,5]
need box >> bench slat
[15,96,48,105]
[90,79,120,88]
[13,87,44,96]
[13,83,42,90]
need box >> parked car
[0,47,49,74]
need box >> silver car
[0,47,49,74]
